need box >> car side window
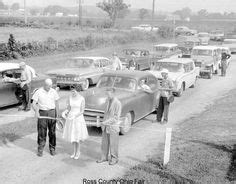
[94,60,100,68]
[147,76,157,90]
[189,62,194,71]
[3,69,21,78]
[184,64,190,72]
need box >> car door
[183,63,193,88]
[147,75,159,111]
[0,70,19,107]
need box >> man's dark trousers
[156,96,170,122]
[21,84,31,110]
[37,109,56,153]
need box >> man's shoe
[162,120,168,124]
[37,151,43,157]
[109,159,118,165]
[96,159,108,163]
[50,150,56,156]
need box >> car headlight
[74,77,80,81]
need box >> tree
[0,0,7,9]
[197,9,208,18]
[43,5,69,16]
[174,7,192,20]
[97,0,130,26]
[11,3,20,11]
[139,8,149,20]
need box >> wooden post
[152,0,155,27]
[24,0,28,24]
[163,128,172,166]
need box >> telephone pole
[24,0,27,24]
[78,0,82,28]
[152,0,155,26]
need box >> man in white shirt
[18,62,32,111]
[111,52,122,70]
[32,79,60,157]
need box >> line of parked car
[0,31,233,135]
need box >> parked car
[0,63,55,108]
[192,46,221,79]
[152,43,182,59]
[82,71,160,135]
[175,26,197,36]
[209,30,224,41]
[176,36,201,58]
[222,39,236,54]
[198,32,210,45]
[149,58,199,97]
[216,46,231,67]
[119,49,150,70]
[47,57,114,91]
[131,24,159,32]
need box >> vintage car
[175,26,197,36]
[176,36,201,58]
[82,71,160,135]
[192,46,221,79]
[222,39,236,54]
[149,58,199,97]
[131,24,159,32]
[47,57,114,91]
[119,49,150,71]
[198,32,210,45]
[209,30,224,41]
[152,43,182,59]
[0,62,55,108]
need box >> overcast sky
[3,0,236,12]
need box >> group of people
[221,51,231,77]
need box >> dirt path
[0,56,236,184]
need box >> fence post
[163,128,172,166]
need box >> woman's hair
[70,85,82,92]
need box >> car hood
[82,88,133,111]
[47,68,96,76]
[149,70,183,81]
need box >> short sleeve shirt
[160,78,173,97]
[32,87,60,110]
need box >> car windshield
[192,49,213,56]
[198,33,208,37]
[154,46,169,52]
[124,50,141,56]
[97,76,136,91]
[153,62,183,72]
[66,58,94,68]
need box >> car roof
[193,45,218,50]
[154,58,194,64]
[198,32,209,34]
[0,63,20,72]
[154,43,178,47]
[71,56,109,60]
[102,70,154,80]
[122,48,149,52]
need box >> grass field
[123,89,236,183]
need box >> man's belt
[39,109,55,112]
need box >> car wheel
[208,68,213,79]
[120,112,132,135]
[81,79,89,91]
[176,83,184,97]
[190,78,197,88]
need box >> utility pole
[24,0,27,24]
[152,0,155,27]
[173,15,176,42]
[78,0,82,28]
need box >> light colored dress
[63,95,88,142]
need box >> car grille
[84,109,105,126]
[57,75,74,81]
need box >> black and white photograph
[0,0,236,183]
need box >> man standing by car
[32,79,60,157]
[221,52,231,77]
[111,52,122,70]
[18,62,32,111]
[97,88,122,165]
[156,69,173,124]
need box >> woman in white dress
[63,85,88,159]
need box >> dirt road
[0,56,236,183]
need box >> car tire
[176,83,184,97]
[81,79,89,91]
[190,78,197,88]
[120,112,132,135]
[208,68,213,79]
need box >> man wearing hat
[111,52,122,70]
[221,52,231,77]
[156,69,173,124]
[18,62,32,111]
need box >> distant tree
[117,8,130,19]
[197,9,208,18]
[97,0,130,26]
[139,8,149,20]
[0,0,7,9]
[11,3,20,11]
[174,7,192,20]
[30,8,40,16]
